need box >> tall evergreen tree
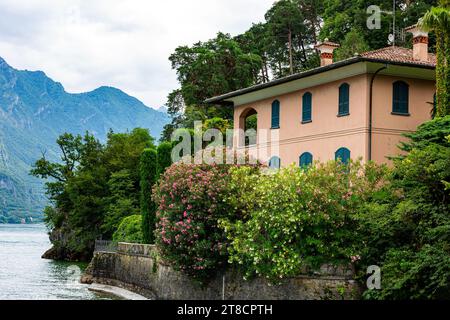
[156,142,173,177]
[419,0,450,116]
[265,0,308,76]
[140,148,157,244]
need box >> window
[299,152,313,168]
[335,147,350,164]
[269,156,281,169]
[302,92,312,123]
[338,83,350,116]
[392,81,409,115]
[271,100,280,128]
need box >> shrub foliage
[113,215,144,243]
[220,161,387,281]
[359,116,450,299]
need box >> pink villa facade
[206,25,436,167]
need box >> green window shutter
[269,156,281,169]
[271,100,280,128]
[302,92,312,122]
[335,147,350,164]
[299,152,313,167]
[393,81,409,114]
[338,83,350,115]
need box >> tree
[169,33,262,108]
[236,23,271,83]
[31,133,83,202]
[359,116,450,299]
[156,142,173,177]
[140,148,158,244]
[320,0,437,50]
[419,1,450,116]
[265,0,308,76]
[32,132,107,260]
[31,128,155,261]
[102,169,139,238]
[162,33,262,139]
[335,28,370,61]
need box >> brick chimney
[405,24,429,62]
[315,41,340,66]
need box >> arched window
[271,100,280,129]
[335,147,350,164]
[392,81,409,115]
[299,152,313,168]
[302,92,312,123]
[338,83,350,116]
[241,108,257,146]
[269,156,281,169]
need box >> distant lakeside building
[206,24,436,168]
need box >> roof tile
[361,46,436,67]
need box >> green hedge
[113,215,143,243]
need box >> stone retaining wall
[82,242,362,300]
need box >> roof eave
[204,57,435,105]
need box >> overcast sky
[0,0,274,108]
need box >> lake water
[0,223,110,300]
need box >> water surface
[0,224,109,300]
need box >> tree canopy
[31,129,155,260]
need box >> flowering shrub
[220,160,387,281]
[153,163,258,282]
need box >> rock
[80,273,94,284]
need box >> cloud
[0,0,274,108]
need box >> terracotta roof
[360,46,436,67]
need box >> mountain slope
[0,56,170,223]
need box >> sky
[0,0,274,108]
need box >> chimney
[405,24,429,62]
[315,40,340,66]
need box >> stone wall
[82,242,362,300]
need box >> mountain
[0,56,170,223]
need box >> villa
[206,25,436,168]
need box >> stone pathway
[88,283,149,300]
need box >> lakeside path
[88,283,149,300]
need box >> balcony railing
[94,240,118,253]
